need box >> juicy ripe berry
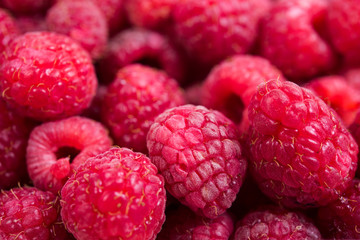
[60,148,166,240]
[248,80,358,208]
[147,105,247,219]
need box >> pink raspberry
[248,79,358,208]
[317,178,360,239]
[15,15,48,34]
[0,8,19,52]
[147,104,247,219]
[202,55,285,127]
[2,0,53,15]
[98,29,184,83]
[233,206,321,239]
[157,206,234,240]
[0,31,98,121]
[327,0,360,66]
[0,100,31,189]
[305,75,360,126]
[260,0,337,81]
[102,64,185,153]
[173,0,270,66]
[60,147,166,240]
[46,0,108,59]
[0,186,74,240]
[26,116,112,194]
[125,0,175,31]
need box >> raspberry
[0,186,74,240]
[15,15,48,34]
[233,206,321,239]
[317,178,360,239]
[247,79,358,208]
[157,206,234,240]
[102,64,185,153]
[173,0,270,66]
[2,0,53,15]
[147,104,247,219]
[345,68,360,92]
[98,29,184,83]
[260,0,336,81]
[327,0,360,66]
[46,0,108,59]
[0,31,98,121]
[60,147,166,240]
[125,0,175,30]
[305,75,360,126]
[26,116,112,194]
[202,55,285,126]
[0,8,19,53]
[0,100,31,190]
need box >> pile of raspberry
[1,0,360,239]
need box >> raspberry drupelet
[0,31,98,121]
[0,100,31,190]
[0,8,19,53]
[102,64,185,153]
[98,29,184,84]
[46,0,108,60]
[0,186,74,240]
[247,79,358,208]
[157,205,234,240]
[147,104,247,219]
[60,147,166,240]
[26,116,112,194]
[233,206,321,239]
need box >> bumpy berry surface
[327,0,360,66]
[125,0,175,30]
[202,55,285,126]
[234,206,321,239]
[99,29,184,83]
[60,147,166,240]
[0,8,19,53]
[0,100,31,190]
[305,75,360,126]
[27,116,112,194]
[157,206,234,240]
[0,186,74,240]
[248,79,358,208]
[46,0,108,59]
[173,0,270,66]
[0,31,97,121]
[260,0,336,80]
[147,104,247,219]
[317,178,360,239]
[2,0,53,14]
[102,64,185,153]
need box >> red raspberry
[98,29,184,83]
[15,15,48,34]
[147,104,247,219]
[248,79,358,208]
[0,8,19,52]
[327,0,360,66]
[0,31,98,121]
[157,206,234,240]
[317,178,360,239]
[0,100,31,190]
[46,0,108,59]
[173,0,270,66]
[233,206,321,239]
[305,75,360,126]
[2,0,53,15]
[0,186,74,240]
[102,64,185,153]
[345,68,360,92]
[260,0,336,81]
[27,116,112,194]
[125,0,175,31]
[60,147,166,240]
[202,55,285,127]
